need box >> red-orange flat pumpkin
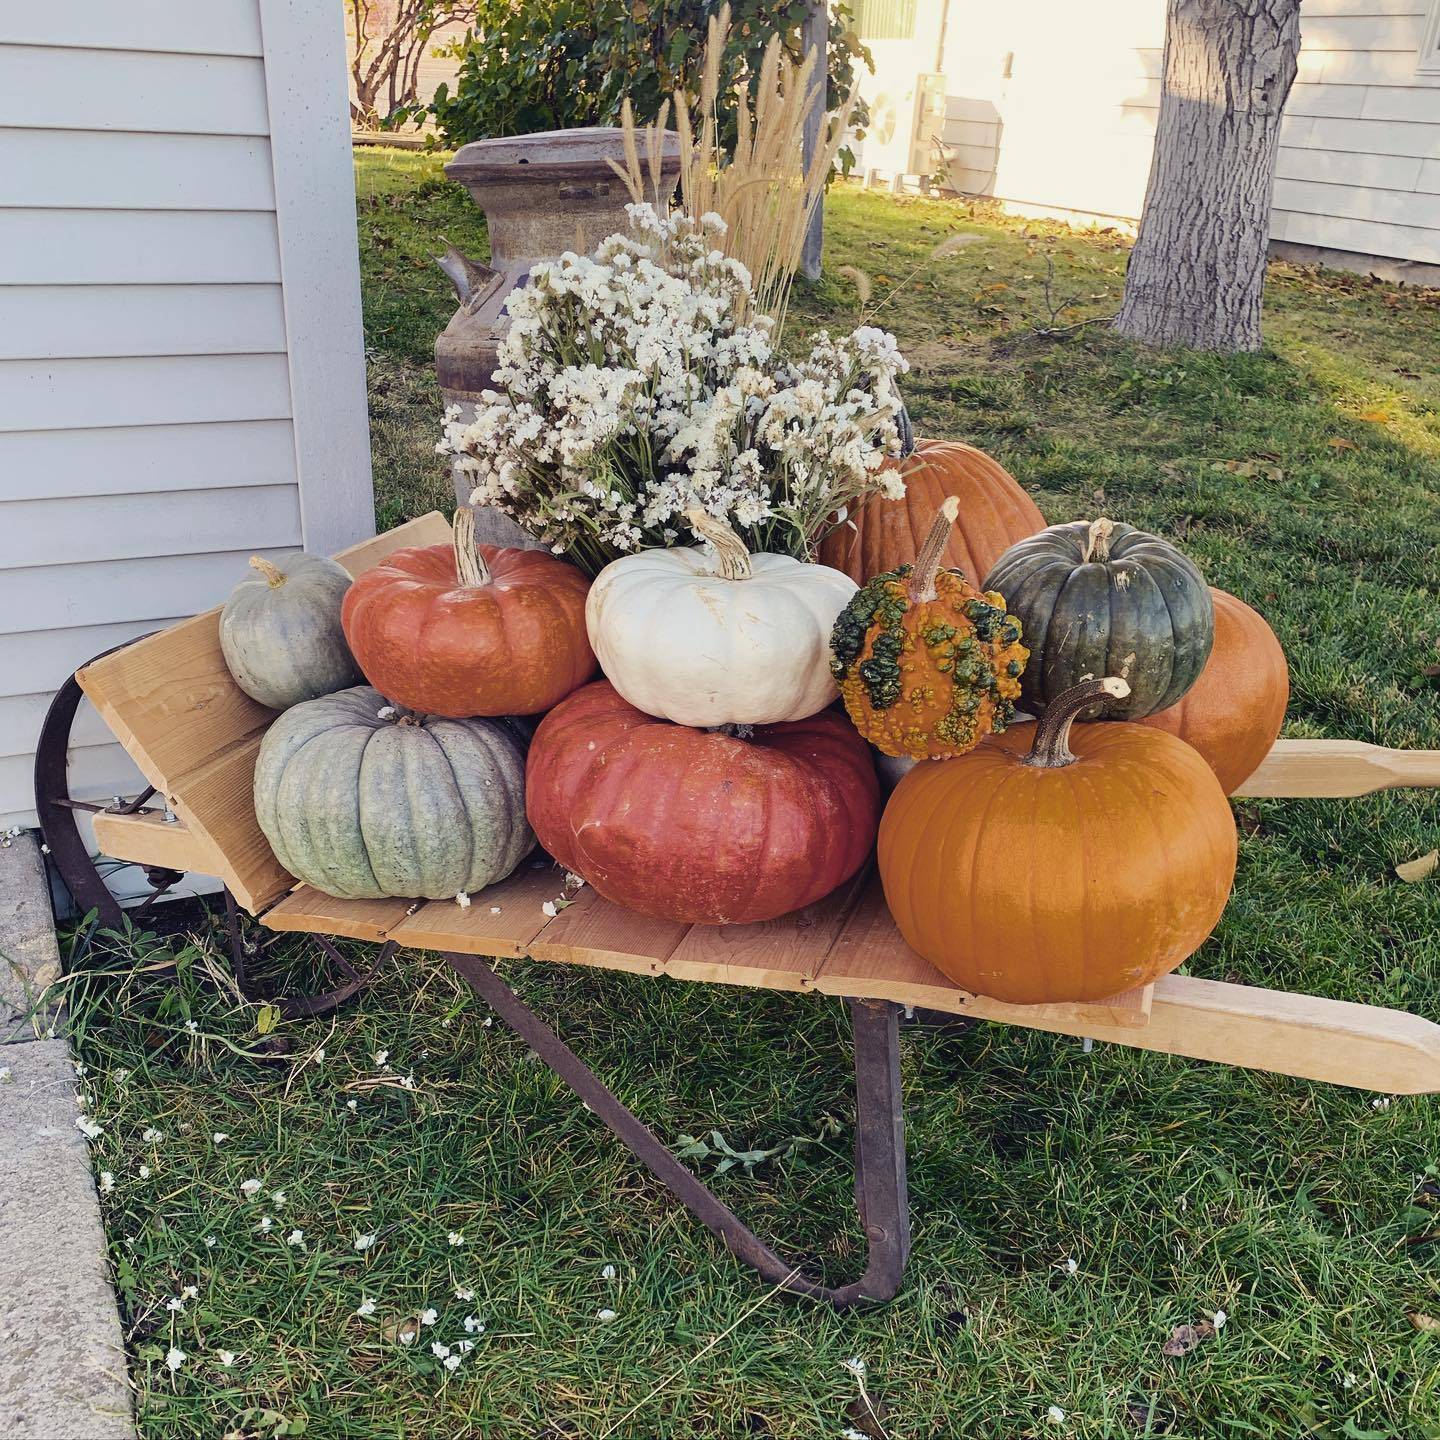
[342,507,596,718]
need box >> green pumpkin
[220,554,360,710]
[254,686,534,900]
[981,518,1213,720]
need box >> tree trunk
[1114,0,1301,352]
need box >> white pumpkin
[586,510,858,727]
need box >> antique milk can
[436,126,682,539]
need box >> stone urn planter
[436,126,682,539]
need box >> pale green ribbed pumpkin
[221,554,360,710]
[254,686,534,900]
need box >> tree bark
[1114,0,1301,352]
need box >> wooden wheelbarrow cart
[35,512,1440,1310]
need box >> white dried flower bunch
[439,204,908,576]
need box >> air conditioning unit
[862,72,947,182]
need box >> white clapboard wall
[0,1,375,856]
[933,0,1440,267]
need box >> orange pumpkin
[830,499,1029,760]
[878,676,1237,1004]
[1138,588,1288,794]
[342,507,596,718]
[819,439,1045,584]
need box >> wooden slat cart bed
[35,511,1440,1309]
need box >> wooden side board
[258,860,1440,1096]
[77,511,453,911]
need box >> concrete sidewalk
[1,834,134,1440]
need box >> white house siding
[934,0,1440,268]
[0,0,373,841]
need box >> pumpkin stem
[686,508,753,581]
[1082,517,1116,565]
[908,496,960,602]
[452,505,492,587]
[1023,677,1131,769]
[249,555,286,589]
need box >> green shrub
[429,0,870,161]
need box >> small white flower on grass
[346,1099,359,1114]
[1212,1309,1228,1330]
[286,1229,304,1249]
[454,1286,474,1301]
[481,1017,493,1028]
[212,1133,229,1145]
[216,1350,235,1368]
[356,1297,377,1318]
[185,1020,199,1034]
[463,1315,485,1335]
[456,1339,475,1354]
[257,1215,273,1234]
[1343,1372,1357,1388]
[564,873,586,890]
[443,1353,462,1371]
[1064,1257,1078,1275]
[399,1074,416,1091]
[164,1347,185,1372]
[601,1264,617,1281]
[430,1341,451,1360]
[112,1068,129,1083]
[374,1049,390,1068]
[165,1296,186,1313]
[272,1190,286,1208]
[455,891,471,909]
[73,1061,88,1077]
[98,1172,114,1194]
[1047,1405,1066,1425]
[843,1430,869,1440]
[541,901,558,918]
[841,1357,866,1379]
[1372,1096,1392,1111]
[596,1308,617,1322]
[354,1232,378,1251]
[75,1116,103,1140]
[138,1164,152,1180]
[314,1048,325,1065]
[447,1231,465,1247]
[377,706,397,721]
[420,1308,438,1327]
[181,1284,198,1300]
[204,1236,216,1249]
[241,1178,262,1197]
[399,1330,416,1347]
[141,1127,162,1142]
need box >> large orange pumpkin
[819,439,1045,584]
[878,676,1237,1004]
[342,507,596,718]
[830,499,1029,760]
[1138,588,1288,794]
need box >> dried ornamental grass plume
[439,206,907,574]
[610,2,860,333]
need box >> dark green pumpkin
[981,518,1213,720]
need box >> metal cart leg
[444,952,911,1309]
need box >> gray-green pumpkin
[254,685,535,899]
[981,517,1213,720]
[221,554,360,710]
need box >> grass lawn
[52,148,1440,1439]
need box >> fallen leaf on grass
[1395,851,1438,884]
[1407,1311,1440,1332]
[1161,1320,1215,1357]
[1326,437,1359,451]
[1216,459,1284,482]
[1355,409,1391,423]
